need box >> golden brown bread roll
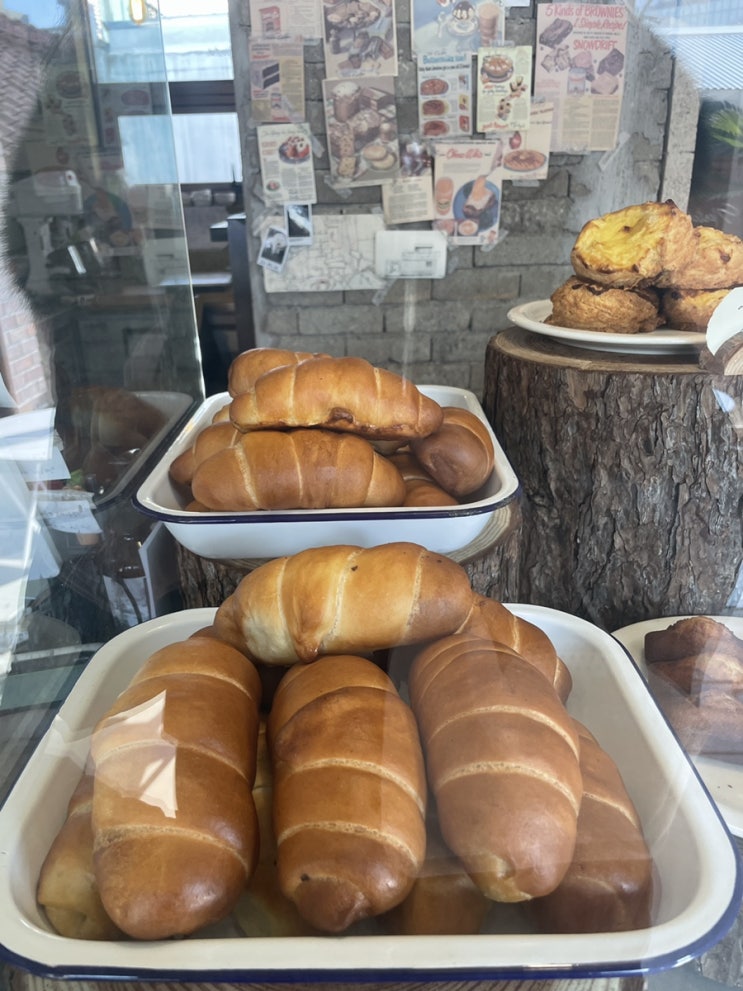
[384,811,490,935]
[234,724,318,937]
[36,771,123,940]
[410,406,496,497]
[267,654,427,932]
[169,420,241,487]
[388,451,459,507]
[570,200,695,288]
[229,356,444,441]
[661,287,730,332]
[191,428,406,511]
[547,276,662,334]
[90,636,262,940]
[212,542,475,666]
[456,595,572,702]
[656,225,743,289]
[531,721,654,933]
[409,633,582,902]
[228,346,330,397]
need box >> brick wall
[229,1,693,396]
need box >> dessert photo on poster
[323,75,401,185]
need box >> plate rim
[507,299,707,353]
[0,606,741,980]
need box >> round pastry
[661,287,731,332]
[570,200,695,288]
[656,225,743,289]
[548,276,662,334]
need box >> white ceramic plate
[508,300,706,355]
[133,385,520,562]
[0,606,740,982]
[612,615,743,839]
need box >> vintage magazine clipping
[534,3,628,153]
[322,0,398,80]
[257,122,318,204]
[323,75,400,187]
[382,137,435,223]
[495,101,554,181]
[476,45,532,133]
[412,0,505,58]
[249,0,322,41]
[432,140,502,246]
[417,54,473,139]
[249,37,306,123]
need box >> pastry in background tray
[660,287,731,333]
[548,275,662,334]
[570,199,695,289]
[644,616,743,763]
[656,225,743,289]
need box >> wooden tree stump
[480,328,743,632]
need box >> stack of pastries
[168,348,496,512]
[547,199,743,334]
[37,541,655,943]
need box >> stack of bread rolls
[37,541,654,943]
[168,348,496,512]
[547,200,743,334]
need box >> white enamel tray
[133,385,520,562]
[612,615,743,839]
[0,605,740,982]
[508,300,706,355]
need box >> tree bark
[480,328,743,631]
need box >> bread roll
[37,772,122,940]
[90,636,262,940]
[410,406,496,497]
[234,724,318,937]
[191,428,406,511]
[531,721,654,933]
[456,595,572,702]
[212,542,475,666]
[229,356,444,441]
[228,347,329,397]
[169,420,241,487]
[409,633,582,902]
[267,655,427,932]
[385,812,489,935]
[571,200,695,289]
[388,451,459,507]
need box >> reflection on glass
[0,0,203,701]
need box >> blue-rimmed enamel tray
[0,605,739,982]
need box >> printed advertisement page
[476,45,532,132]
[418,54,473,139]
[257,122,318,204]
[323,76,401,186]
[534,3,627,152]
[249,0,322,41]
[432,141,502,246]
[382,138,435,223]
[496,101,554,180]
[249,37,305,123]
[322,0,397,79]
[412,0,505,58]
